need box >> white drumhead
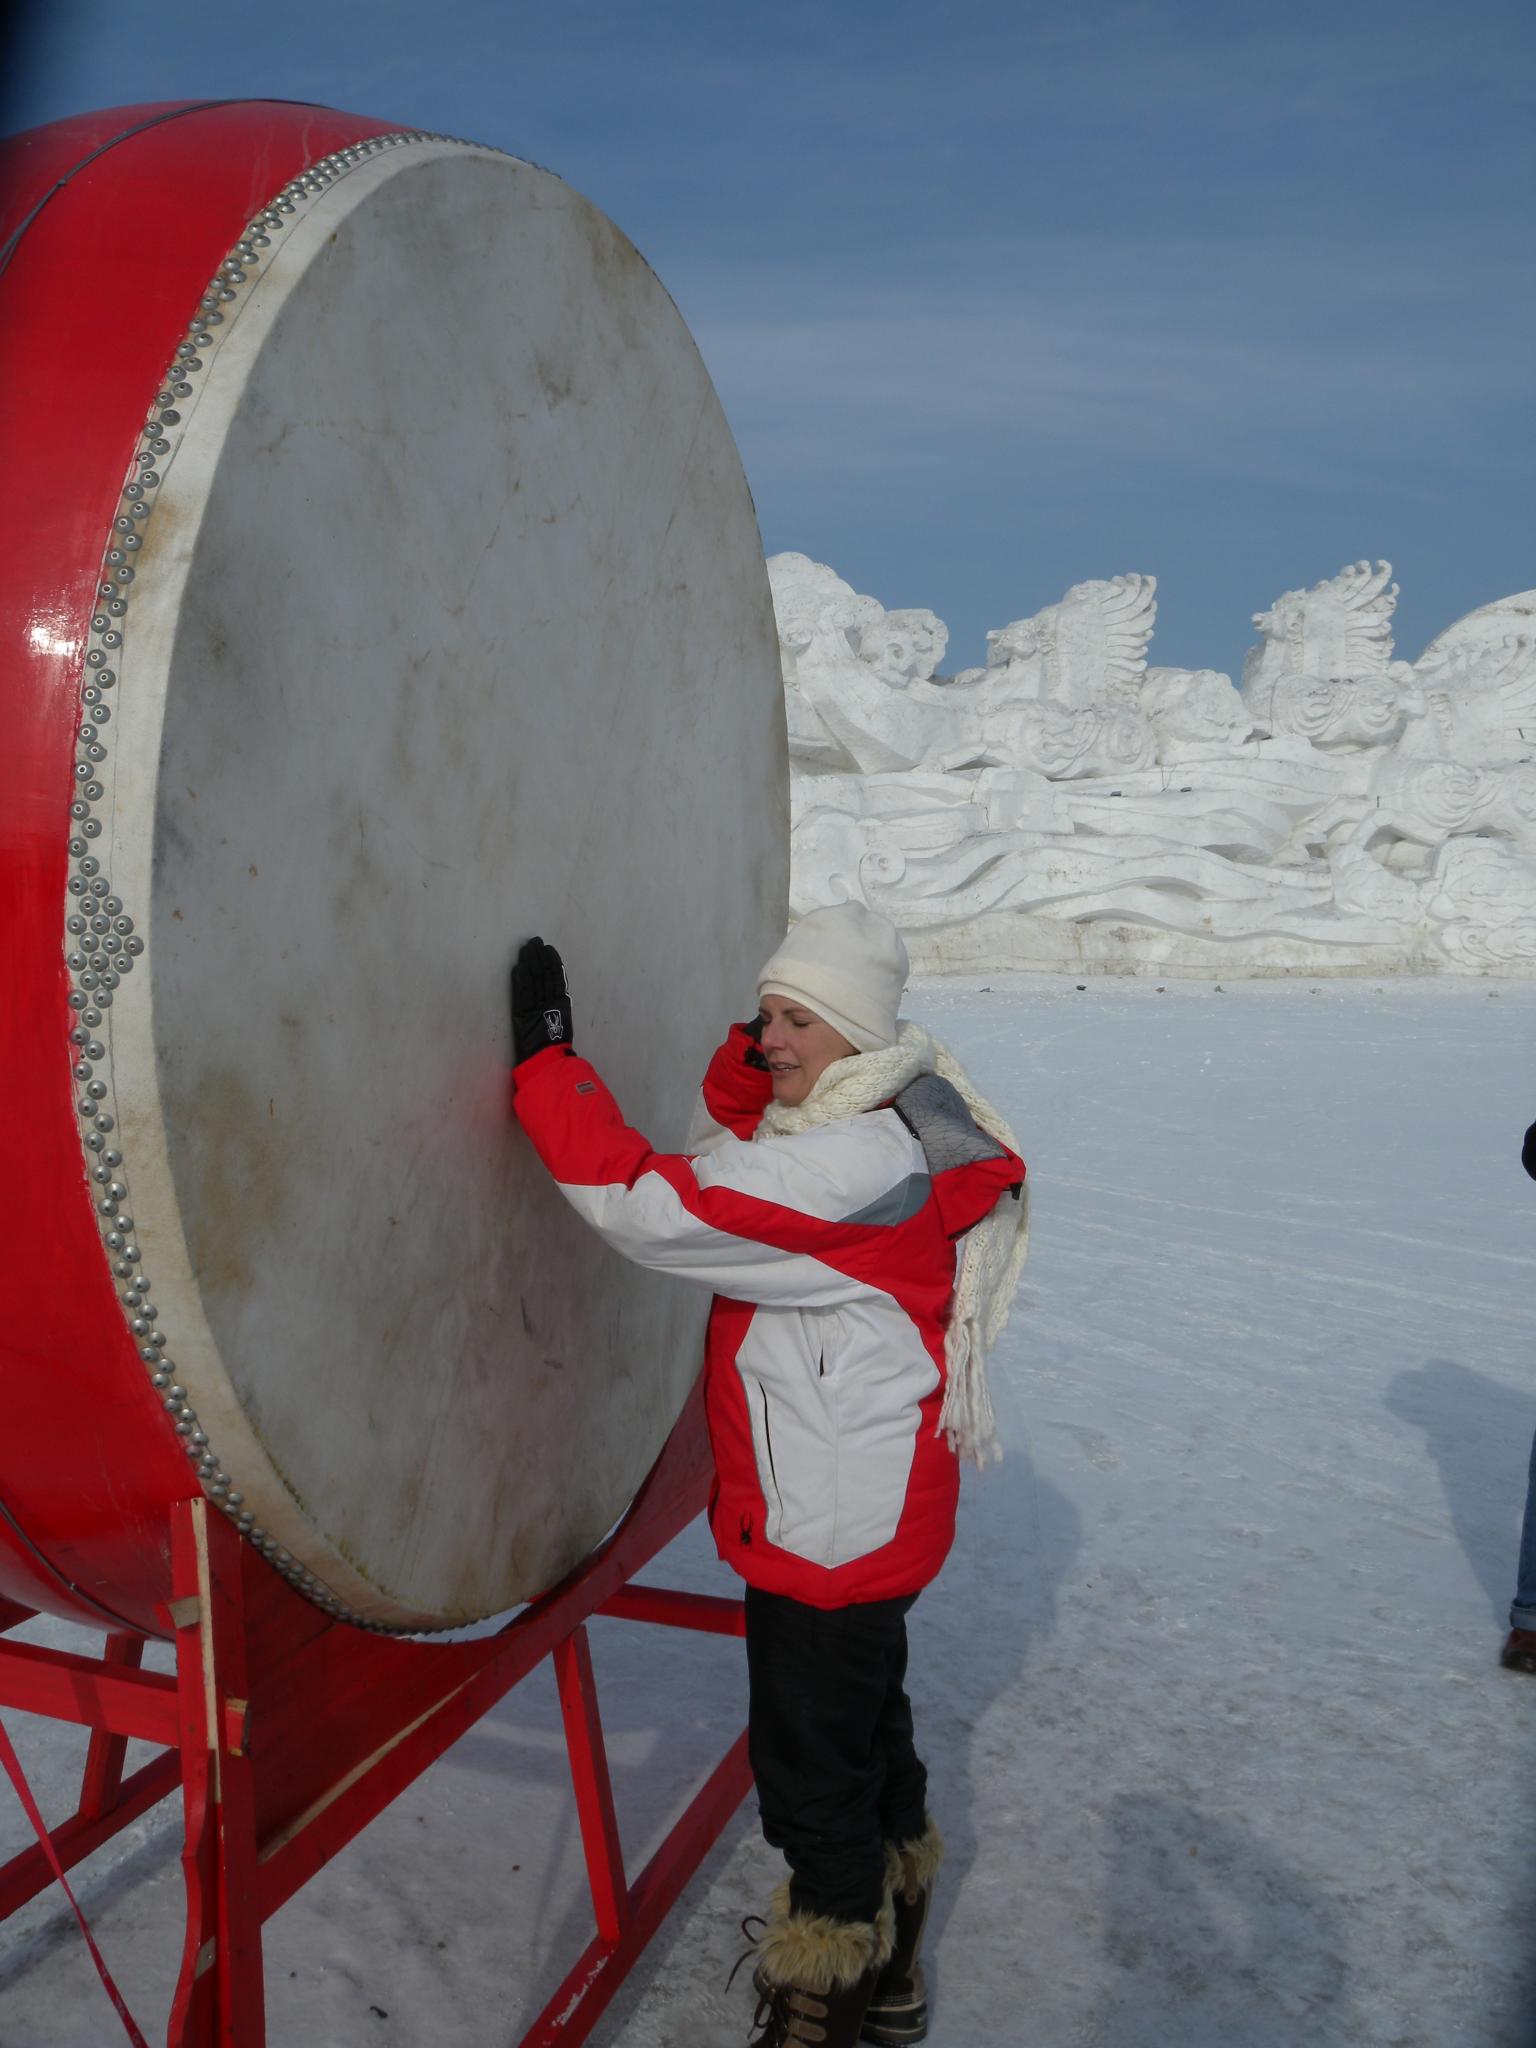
[100,139,786,1627]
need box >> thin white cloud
[684,216,1534,495]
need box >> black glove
[740,1013,768,1071]
[510,936,574,1064]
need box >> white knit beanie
[757,904,909,1053]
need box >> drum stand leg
[77,1632,146,1822]
[557,1626,629,1946]
[516,1596,753,2046]
[167,1498,263,2048]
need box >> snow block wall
[775,554,1536,977]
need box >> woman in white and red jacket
[510,904,1027,2048]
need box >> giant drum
[0,102,787,1632]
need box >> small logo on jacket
[543,1009,565,1041]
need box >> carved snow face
[860,608,947,685]
[985,619,1040,668]
[1251,587,1314,649]
[769,556,875,671]
[872,606,946,679]
[860,625,921,682]
[775,605,816,659]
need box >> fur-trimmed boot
[860,1817,944,2046]
[746,1884,893,2047]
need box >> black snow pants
[743,1585,929,1926]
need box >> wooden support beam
[78,1634,146,1823]
[555,1628,628,1945]
[598,1584,746,1636]
[0,1635,247,1753]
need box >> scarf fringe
[756,1022,1029,1467]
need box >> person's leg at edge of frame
[1503,1427,1536,1673]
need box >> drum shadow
[1080,1793,1360,2048]
[430,1535,756,2039]
[918,1454,1080,2003]
[1386,1358,1536,1626]
[0,1810,181,1998]
[446,1459,1078,2043]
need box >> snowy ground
[3,974,1534,2048]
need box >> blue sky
[7,0,1532,678]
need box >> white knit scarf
[756,1022,1030,1466]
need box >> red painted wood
[599,1584,747,1635]
[555,1629,629,1944]
[0,99,411,1632]
[167,1509,214,2045]
[166,1502,265,2044]
[0,1634,246,1752]
[0,1635,180,1742]
[194,1504,264,2045]
[77,1633,146,1822]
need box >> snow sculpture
[1141,667,1250,764]
[778,552,1536,977]
[960,573,1158,710]
[1240,560,1401,728]
[769,553,972,775]
[858,607,948,684]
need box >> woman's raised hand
[510,936,575,1064]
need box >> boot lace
[748,1981,829,2046]
[730,1916,832,2046]
[726,1913,767,1995]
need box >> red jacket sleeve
[689,1023,774,1147]
[932,1147,1025,1238]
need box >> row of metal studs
[66,129,466,1634]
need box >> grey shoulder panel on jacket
[892,1072,1008,1175]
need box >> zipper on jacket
[755,1379,782,1513]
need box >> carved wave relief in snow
[774,553,1536,976]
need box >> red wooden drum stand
[0,1387,751,2044]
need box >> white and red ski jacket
[513,1027,1024,1607]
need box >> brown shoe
[1501,1628,1536,1673]
[862,1818,944,2046]
[746,1886,893,2047]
